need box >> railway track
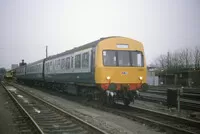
[113,102,200,134]
[0,84,36,134]
[146,90,200,100]
[92,101,200,134]
[8,82,200,134]
[138,92,200,111]
[149,86,200,94]
[82,99,200,134]
[1,82,106,134]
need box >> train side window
[48,62,50,72]
[82,52,89,68]
[47,63,49,72]
[61,58,65,70]
[55,60,59,70]
[49,62,52,72]
[47,62,49,72]
[55,60,57,70]
[58,59,61,69]
[71,57,74,68]
[75,54,81,68]
[91,48,95,72]
[45,63,47,72]
[66,57,70,69]
[46,62,49,72]
[37,65,39,72]
[40,64,42,72]
[36,65,38,72]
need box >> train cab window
[75,54,81,68]
[131,51,144,67]
[118,51,130,66]
[66,57,70,69]
[103,51,116,66]
[82,52,89,68]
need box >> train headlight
[139,76,143,80]
[106,76,111,80]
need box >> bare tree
[194,46,200,69]
[155,54,168,69]
[171,51,179,70]
[151,46,200,71]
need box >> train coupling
[106,90,116,97]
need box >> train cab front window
[103,51,116,66]
[131,51,144,67]
[118,51,130,66]
[103,50,144,67]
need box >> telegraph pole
[46,46,48,58]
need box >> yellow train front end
[95,37,147,105]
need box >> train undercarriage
[16,79,141,106]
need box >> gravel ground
[0,85,34,134]
[0,85,17,134]
[10,84,165,134]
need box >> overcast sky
[0,0,200,69]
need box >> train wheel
[123,98,130,106]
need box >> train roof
[17,36,140,65]
[45,36,126,60]
[45,39,99,60]
[26,59,44,66]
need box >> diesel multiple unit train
[15,36,148,105]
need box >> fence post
[177,87,183,113]
[177,88,180,112]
